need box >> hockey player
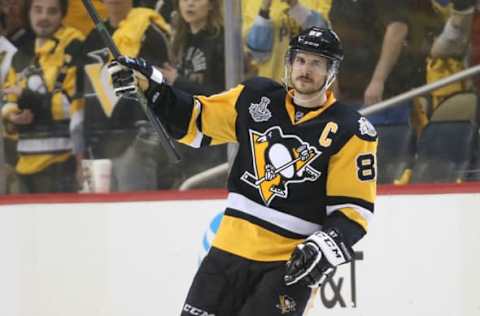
[108,27,377,315]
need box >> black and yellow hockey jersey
[150,77,377,262]
[1,26,84,175]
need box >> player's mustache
[296,75,312,81]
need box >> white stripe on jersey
[18,137,72,154]
[227,192,322,236]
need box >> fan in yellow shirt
[243,0,331,82]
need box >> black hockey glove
[284,228,352,288]
[107,56,164,98]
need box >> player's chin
[294,85,319,95]
[293,81,317,92]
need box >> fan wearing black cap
[107,26,378,316]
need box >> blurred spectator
[1,0,85,193]
[63,0,108,36]
[136,0,175,23]
[406,1,443,134]
[1,0,35,194]
[243,0,330,83]
[82,0,173,191]
[1,0,35,49]
[430,0,474,58]
[427,0,474,108]
[162,0,225,94]
[472,1,480,92]
[157,0,227,188]
[0,4,20,194]
[329,0,419,126]
[408,0,475,130]
[423,0,471,102]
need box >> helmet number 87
[356,153,376,181]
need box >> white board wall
[0,192,479,316]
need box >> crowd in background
[0,0,479,194]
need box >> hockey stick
[241,155,305,186]
[242,147,319,186]
[81,0,181,163]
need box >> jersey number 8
[356,153,376,181]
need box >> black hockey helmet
[284,27,343,93]
[288,26,343,62]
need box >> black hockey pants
[180,247,312,316]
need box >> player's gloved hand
[284,228,352,288]
[297,145,309,161]
[107,56,164,98]
[265,164,276,181]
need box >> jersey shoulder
[327,101,378,142]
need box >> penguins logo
[241,126,321,205]
[84,48,119,117]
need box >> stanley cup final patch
[249,96,272,122]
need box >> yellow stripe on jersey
[340,207,369,231]
[16,153,71,175]
[212,215,303,262]
[196,85,245,144]
[178,99,203,146]
[327,135,377,203]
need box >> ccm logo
[183,304,215,316]
[323,238,343,259]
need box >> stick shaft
[255,156,302,185]
[81,0,181,163]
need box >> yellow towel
[113,8,170,58]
